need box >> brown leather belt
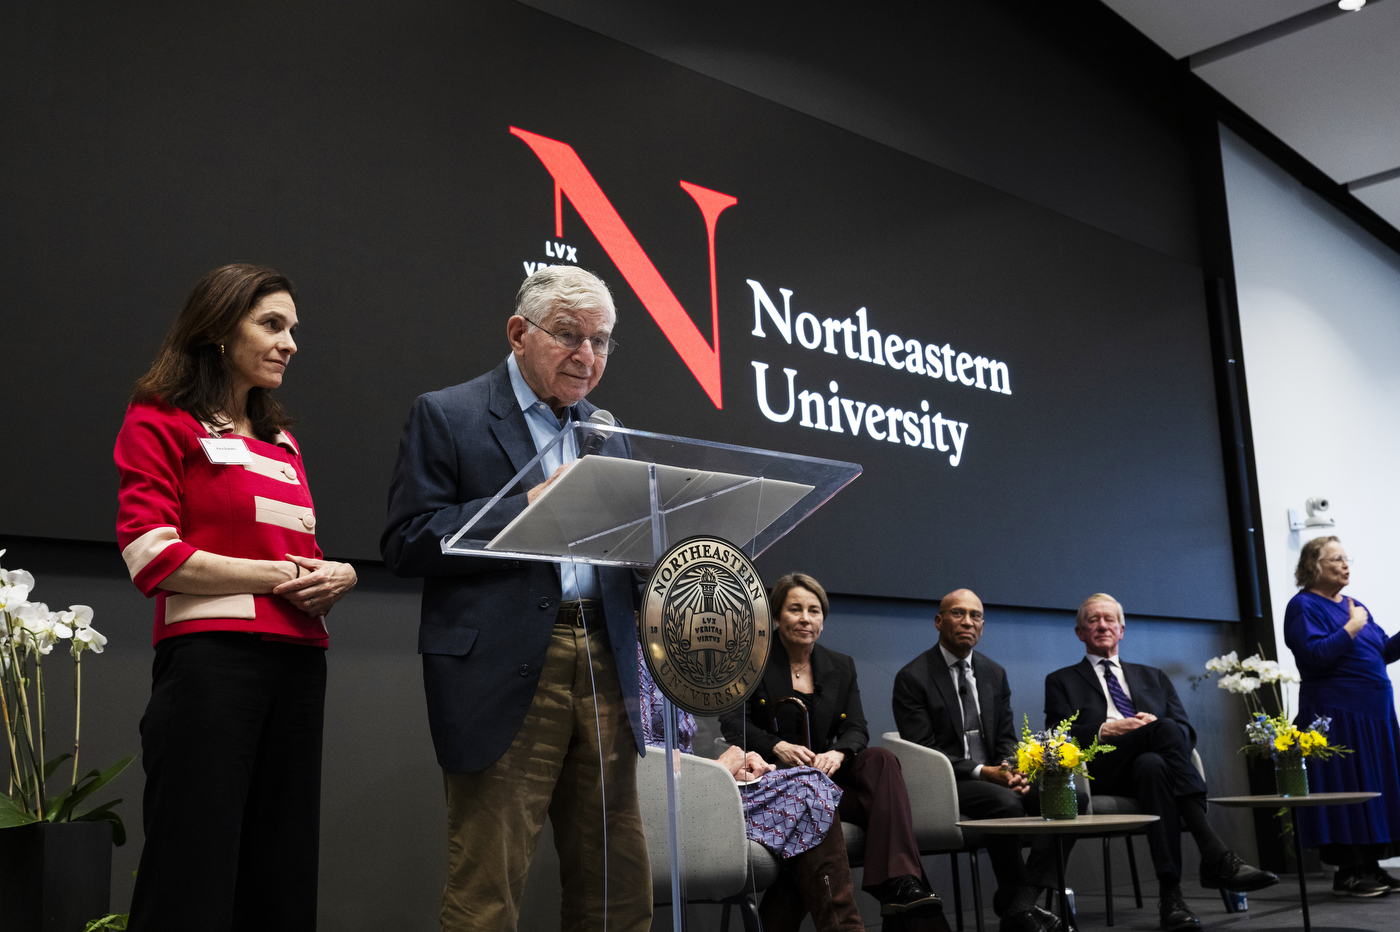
[556,599,605,630]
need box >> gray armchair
[880,732,987,932]
[636,745,781,931]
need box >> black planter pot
[0,821,113,932]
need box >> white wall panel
[1222,127,1400,716]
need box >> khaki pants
[441,623,652,932]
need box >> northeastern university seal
[640,535,771,715]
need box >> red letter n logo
[511,127,737,409]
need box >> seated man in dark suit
[1044,593,1277,932]
[894,589,1065,932]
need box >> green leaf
[72,799,127,846]
[48,754,136,823]
[83,913,129,931]
[42,753,73,782]
[0,792,40,828]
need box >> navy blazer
[719,642,869,765]
[381,360,644,773]
[892,647,1018,782]
[1043,657,1196,751]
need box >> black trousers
[956,780,1075,901]
[128,632,327,932]
[1086,719,1206,884]
[834,747,924,888]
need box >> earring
[219,343,225,355]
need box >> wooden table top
[955,814,1160,834]
[1209,791,1380,809]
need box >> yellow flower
[1058,743,1080,768]
[1274,733,1294,752]
[1017,742,1043,773]
[1298,731,1327,755]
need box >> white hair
[514,266,615,328]
[1076,593,1124,628]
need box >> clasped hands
[772,740,846,776]
[1099,711,1158,738]
[717,746,776,782]
[273,554,357,617]
[978,762,1031,794]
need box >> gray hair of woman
[1294,535,1341,589]
[513,265,616,328]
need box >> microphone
[578,409,616,458]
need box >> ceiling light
[1338,0,1366,11]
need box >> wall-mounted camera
[1289,497,1336,531]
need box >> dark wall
[1,0,1265,927]
[0,0,1236,619]
[518,0,1203,267]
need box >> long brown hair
[133,264,297,441]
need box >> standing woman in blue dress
[1284,535,1400,897]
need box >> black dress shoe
[1030,904,1066,932]
[1199,850,1279,892]
[874,874,943,916]
[1158,889,1202,931]
[998,909,1047,932]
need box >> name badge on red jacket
[199,437,253,465]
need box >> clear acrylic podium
[443,420,860,930]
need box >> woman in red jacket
[114,263,356,931]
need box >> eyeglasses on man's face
[531,319,619,357]
[942,608,984,623]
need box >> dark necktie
[1100,658,1136,718]
[956,660,986,764]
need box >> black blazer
[1043,657,1196,751]
[381,360,643,773]
[720,641,869,766]
[892,646,1018,782]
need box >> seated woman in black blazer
[721,573,940,922]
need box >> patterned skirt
[740,766,842,858]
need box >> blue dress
[1283,590,1400,846]
[637,647,841,858]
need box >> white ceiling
[1099,0,1400,234]
[1100,0,1323,58]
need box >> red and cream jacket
[114,398,329,648]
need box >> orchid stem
[35,655,47,815]
[71,651,82,790]
[1,653,20,800]
[8,639,38,813]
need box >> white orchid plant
[1,549,134,842]
[1199,649,1345,763]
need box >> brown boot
[790,815,865,932]
[758,867,808,932]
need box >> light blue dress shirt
[506,353,600,600]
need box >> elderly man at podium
[382,266,650,932]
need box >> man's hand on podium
[527,462,573,504]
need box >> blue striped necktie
[1100,658,1136,718]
